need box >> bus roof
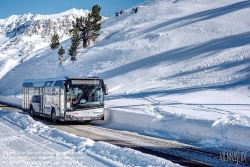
[68,76,101,80]
[22,76,103,87]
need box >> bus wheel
[29,105,34,117]
[51,108,57,123]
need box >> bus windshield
[66,85,104,110]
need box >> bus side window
[31,95,40,103]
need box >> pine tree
[68,28,80,61]
[72,16,88,48]
[115,11,119,17]
[58,45,65,63]
[87,5,102,43]
[131,7,138,14]
[50,33,60,50]
[72,5,102,48]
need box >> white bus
[22,77,108,122]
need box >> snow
[0,95,22,109]
[0,8,108,81]
[0,59,18,79]
[33,8,90,20]
[0,0,250,164]
[0,110,178,166]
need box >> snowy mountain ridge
[0,8,90,38]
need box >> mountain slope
[0,0,249,104]
[0,8,107,78]
[0,0,250,148]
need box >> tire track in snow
[143,96,234,115]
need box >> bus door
[22,87,29,112]
[32,87,40,113]
[39,87,44,114]
[59,87,65,118]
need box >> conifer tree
[68,28,80,61]
[115,11,119,17]
[72,5,102,48]
[72,16,87,47]
[58,45,65,63]
[87,4,102,42]
[50,33,60,50]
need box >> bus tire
[51,108,57,123]
[29,105,34,117]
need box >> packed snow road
[44,121,250,167]
[1,104,250,166]
[50,123,209,167]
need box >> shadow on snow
[136,1,250,35]
[100,31,250,90]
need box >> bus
[22,76,108,122]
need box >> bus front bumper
[65,108,104,121]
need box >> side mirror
[64,82,69,92]
[104,84,108,95]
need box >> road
[2,103,249,166]
[36,118,210,166]
[0,103,22,111]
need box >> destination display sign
[71,79,100,85]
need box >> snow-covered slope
[0,0,250,150]
[0,8,106,78]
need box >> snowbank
[104,107,250,149]
[0,109,180,166]
[0,95,22,109]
